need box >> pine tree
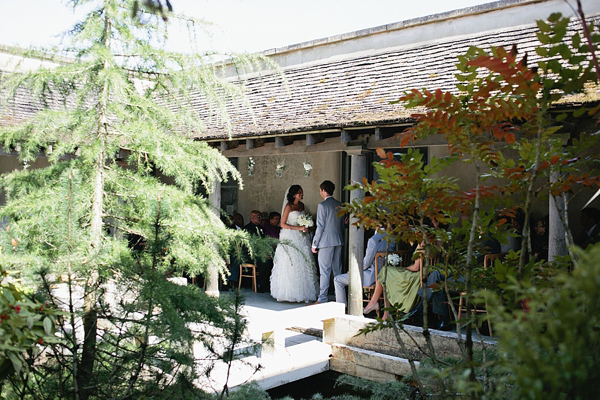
[0,0,266,397]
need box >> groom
[312,180,345,304]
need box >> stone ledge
[331,343,417,380]
[324,315,496,361]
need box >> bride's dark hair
[287,185,302,204]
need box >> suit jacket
[363,232,395,287]
[580,223,600,249]
[312,196,344,249]
[244,222,265,238]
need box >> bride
[270,185,319,302]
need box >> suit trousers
[333,272,349,306]
[317,245,342,303]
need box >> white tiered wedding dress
[270,211,319,302]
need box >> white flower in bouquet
[387,253,402,266]
[297,213,314,236]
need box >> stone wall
[236,152,341,222]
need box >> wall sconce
[248,157,255,176]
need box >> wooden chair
[239,263,258,292]
[483,252,507,268]
[457,252,506,336]
[363,250,411,316]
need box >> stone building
[2,0,600,304]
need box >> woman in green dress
[363,245,424,320]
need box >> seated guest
[409,270,452,330]
[222,214,233,228]
[260,211,269,227]
[334,227,395,308]
[476,232,501,264]
[244,210,265,236]
[263,211,281,239]
[363,243,426,321]
[244,210,273,293]
[531,215,549,262]
[474,215,503,264]
[231,212,245,230]
[500,208,524,253]
[577,207,600,249]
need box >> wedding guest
[334,227,395,308]
[221,214,233,228]
[260,211,269,227]
[264,211,281,239]
[244,210,265,236]
[501,208,524,253]
[577,207,600,249]
[531,215,549,262]
[363,243,425,321]
[231,212,244,230]
[363,219,445,321]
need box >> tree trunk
[78,10,111,396]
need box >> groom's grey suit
[312,196,344,303]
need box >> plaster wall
[236,152,341,223]
[0,154,50,206]
[427,145,600,229]
[222,0,600,75]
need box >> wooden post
[348,154,367,316]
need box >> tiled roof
[195,13,600,140]
[2,13,599,140]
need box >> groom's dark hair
[320,180,335,196]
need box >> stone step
[330,343,417,382]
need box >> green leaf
[536,47,548,57]
[548,59,562,73]
[43,317,52,335]
[537,20,551,33]
[557,44,572,59]
[4,288,16,304]
[572,32,581,49]
[547,12,563,23]
[8,353,22,374]
[537,32,550,44]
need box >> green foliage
[483,242,600,400]
[343,148,460,251]
[0,264,59,381]
[334,374,413,399]
[0,0,274,397]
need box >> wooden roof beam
[341,129,351,143]
[306,133,324,146]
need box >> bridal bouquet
[387,253,402,267]
[297,214,314,236]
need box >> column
[348,154,367,316]
[206,179,221,297]
[548,171,567,261]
